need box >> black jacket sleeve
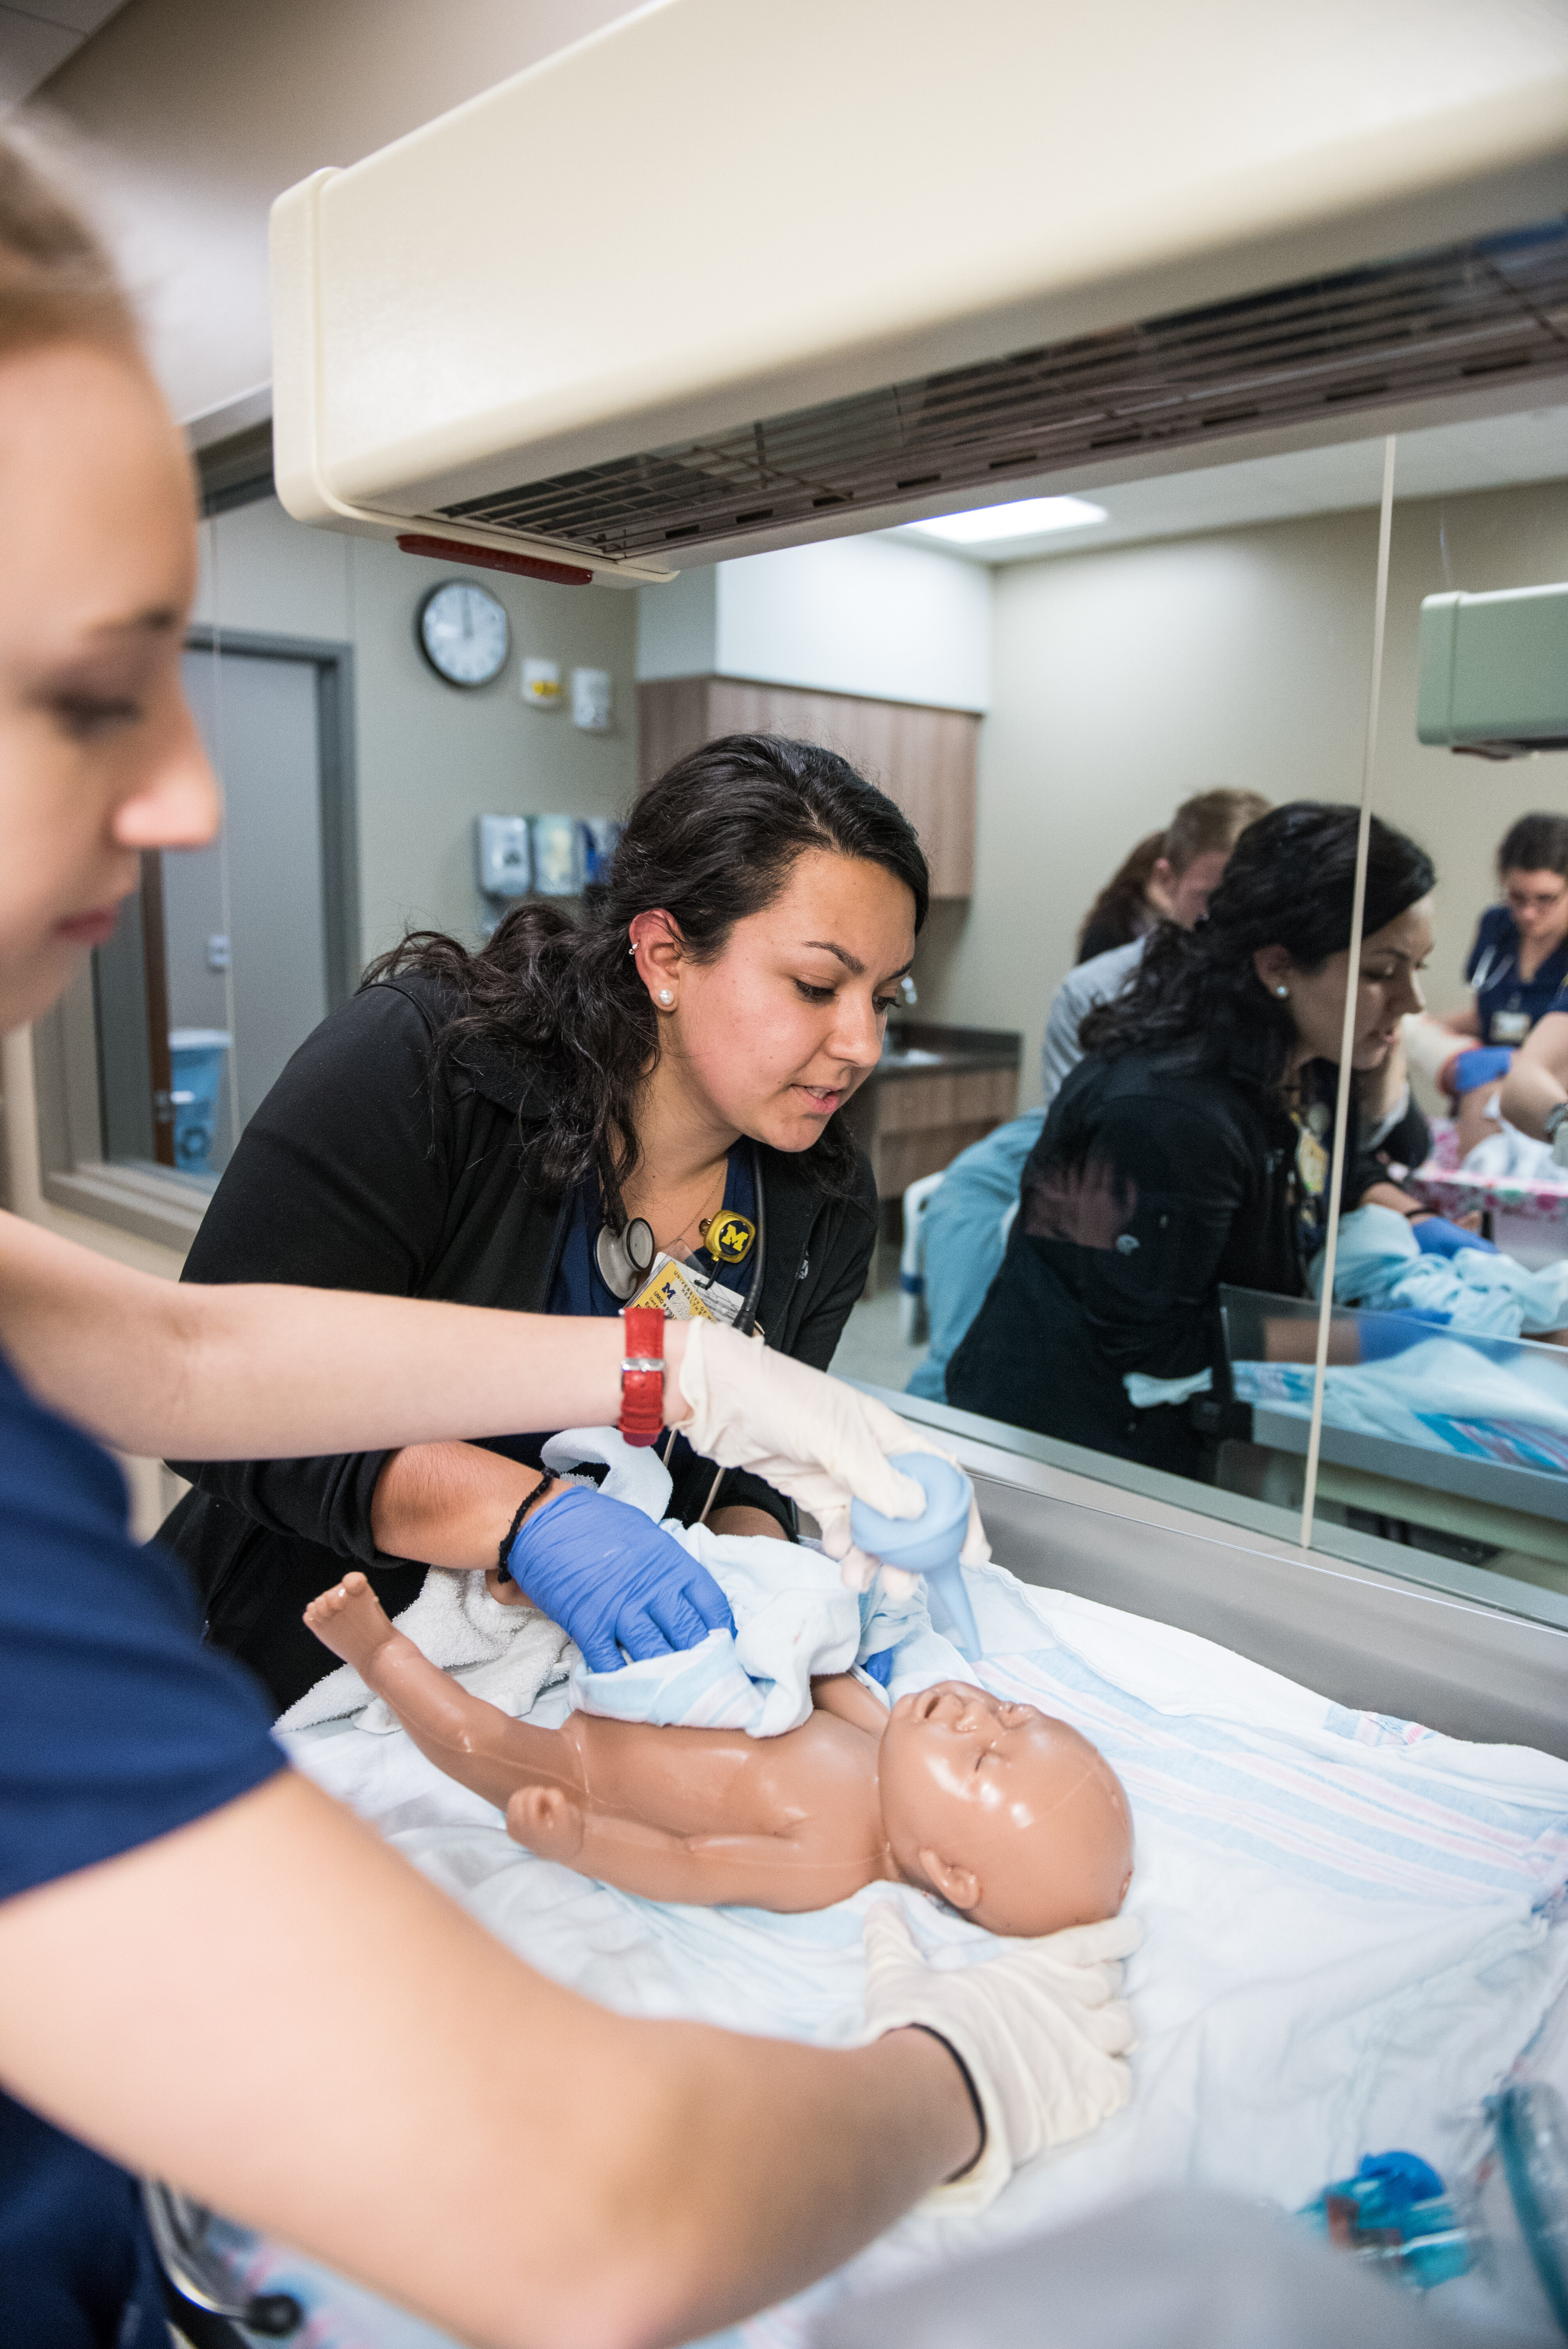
[1024,1092,1252,1383]
[169,984,457,1564]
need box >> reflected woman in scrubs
[1429,812,1568,1156]
[0,134,1100,2347]
[165,736,926,1711]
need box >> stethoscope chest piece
[596,1216,656,1299]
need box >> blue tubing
[851,1453,981,1659]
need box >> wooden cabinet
[866,1063,1019,1198]
[839,1026,1022,1202]
[637,674,979,898]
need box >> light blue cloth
[906,1108,1046,1400]
[1316,1202,1568,1339]
[539,1427,946,1736]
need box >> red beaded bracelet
[619,1305,665,1448]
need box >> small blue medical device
[850,1453,981,1659]
[1297,2149,1470,2289]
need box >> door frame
[28,626,360,1251]
[184,625,361,1008]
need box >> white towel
[276,1561,574,1734]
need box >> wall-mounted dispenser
[1417,583,1568,760]
[476,813,531,898]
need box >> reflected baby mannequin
[305,1574,1135,1936]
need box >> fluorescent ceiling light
[910,495,1109,543]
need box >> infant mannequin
[304,1574,1135,1936]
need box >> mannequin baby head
[878,1682,1133,1936]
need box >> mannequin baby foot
[304,1571,402,1676]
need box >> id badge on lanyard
[1492,1007,1530,1044]
[627,1251,749,1325]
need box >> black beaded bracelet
[494,1473,558,1583]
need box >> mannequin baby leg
[303,1574,580,1814]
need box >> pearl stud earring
[658,988,674,1004]
[1275,985,1289,999]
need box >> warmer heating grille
[439,222,1568,560]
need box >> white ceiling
[0,0,125,111]
[891,401,1568,566]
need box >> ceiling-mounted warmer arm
[1417,583,1568,761]
[268,168,666,588]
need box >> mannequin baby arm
[303,1575,579,1814]
[811,1671,894,1736]
[509,1786,871,1913]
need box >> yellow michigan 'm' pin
[703,1210,756,1265]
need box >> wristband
[495,1471,558,1583]
[619,1305,665,1449]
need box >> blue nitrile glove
[507,1483,734,1672]
[1358,1307,1452,1362]
[863,1647,894,1688]
[1412,1214,1499,1258]
[1450,1045,1512,1096]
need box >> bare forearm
[1502,1019,1568,1141]
[0,1773,975,2349]
[371,1441,543,1569]
[0,1212,691,1461]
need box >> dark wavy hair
[1075,829,1164,961]
[1079,801,1435,1093]
[365,734,928,1213]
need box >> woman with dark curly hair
[947,803,1439,1481]
[163,734,927,1710]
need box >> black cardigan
[946,1046,1385,1481]
[160,977,878,1711]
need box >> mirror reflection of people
[1424,814,1568,1157]
[1073,829,1167,964]
[946,805,1438,1481]
[1042,788,1271,1110]
[162,735,929,1715]
[0,140,1139,2345]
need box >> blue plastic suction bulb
[850,1453,981,1659]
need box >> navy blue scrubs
[1465,904,1568,1044]
[0,1346,283,2347]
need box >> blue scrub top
[1466,904,1568,1043]
[0,1342,283,2347]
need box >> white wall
[914,477,1568,1102]
[27,0,646,420]
[193,498,639,960]
[637,534,991,710]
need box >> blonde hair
[0,132,137,359]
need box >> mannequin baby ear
[918,1847,982,1914]
[506,1784,584,1860]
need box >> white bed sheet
[235,1552,1568,2349]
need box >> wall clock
[416,580,510,688]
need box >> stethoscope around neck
[593,1139,767,1335]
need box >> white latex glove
[860,1903,1140,2214]
[675,1321,990,1589]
